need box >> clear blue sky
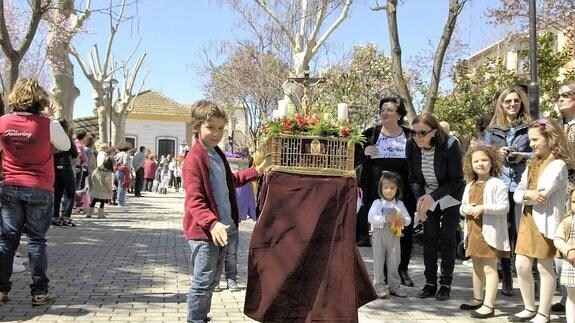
[72,0,506,117]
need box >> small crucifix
[288,65,325,116]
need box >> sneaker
[0,292,8,305]
[12,263,26,273]
[227,279,241,292]
[374,284,389,298]
[14,255,27,265]
[32,292,56,306]
[390,286,407,298]
[213,282,226,292]
[51,219,62,226]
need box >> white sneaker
[14,255,27,265]
[390,285,407,298]
[12,263,26,273]
[374,284,389,298]
[462,259,473,268]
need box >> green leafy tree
[434,57,517,139]
[204,42,289,149]
[435,31,575,140]
[519,31,575,116]
[315,43,395,129]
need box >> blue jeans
[224,230,238,281]
[187,240,226,323]
[0,186,54,295]
[115,170,126,206]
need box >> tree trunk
[97,105,109,145]
[47,0,83,121]
[385,0,416,123]
[423,0,467,113]
[112,108,127,146]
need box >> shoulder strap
[371,125,381,145]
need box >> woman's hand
[364,145,378,157]
[567,249,575,265]
[416,194,434,220]
[524,189,546,204]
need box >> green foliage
[434,57,518,139]
[314,43,396,130]
[434,31,575,140]
[519,31,575,116]
[260,113,365,144]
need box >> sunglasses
[557,91,575,100]
[410,129,433,137]
[504,98,521,104]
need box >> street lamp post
[107,78,118,146]
[528,0,539,117]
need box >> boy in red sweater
[182,100,268,323]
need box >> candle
[277,99,287,117]
[337,103,348,120]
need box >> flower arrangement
[260,113,365,144]
[389,213,405,237]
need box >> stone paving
[0,191,566,322]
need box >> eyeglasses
[504,98,521,105]
[410,129,433,137]
[557,91,575,100]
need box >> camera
[506,148,518,163]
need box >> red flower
[295,113,308,128]
[309,114,319,126]
[282,119,293,133]
[339,126,351,138]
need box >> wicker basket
[262,134,355,177]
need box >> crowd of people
[3,75,575,323]
[0,78,193,307]
[356,80,575,322]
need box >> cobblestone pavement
[0,191,566,322]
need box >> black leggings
[90,198,107,209]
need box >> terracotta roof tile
[130,90,191,116]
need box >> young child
[368,171,411,298]
[182,100,268,323]
[510,118,574,323]
[459,144,510,319]
[87,157,115,218]
[554,189,575,323]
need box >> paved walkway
[0,191,566,322]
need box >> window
[125,136,136,150]
[157,138,176,158]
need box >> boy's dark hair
[76,129,87,140]
[378,171,403,200]
[190,100,227,133]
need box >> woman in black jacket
[52,119,79,226]
[355,96,416,286]
[406,112,464,301]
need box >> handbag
[355,126,379,185]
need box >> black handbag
[355,126,380,185]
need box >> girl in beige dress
[510,118,574,323]
[459,145,510,319]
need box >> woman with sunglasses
[406,112,464,301]
[354,96,417,287]
[554,79,575,313]
[484,85,533,297]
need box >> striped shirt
[421,149,460,210]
